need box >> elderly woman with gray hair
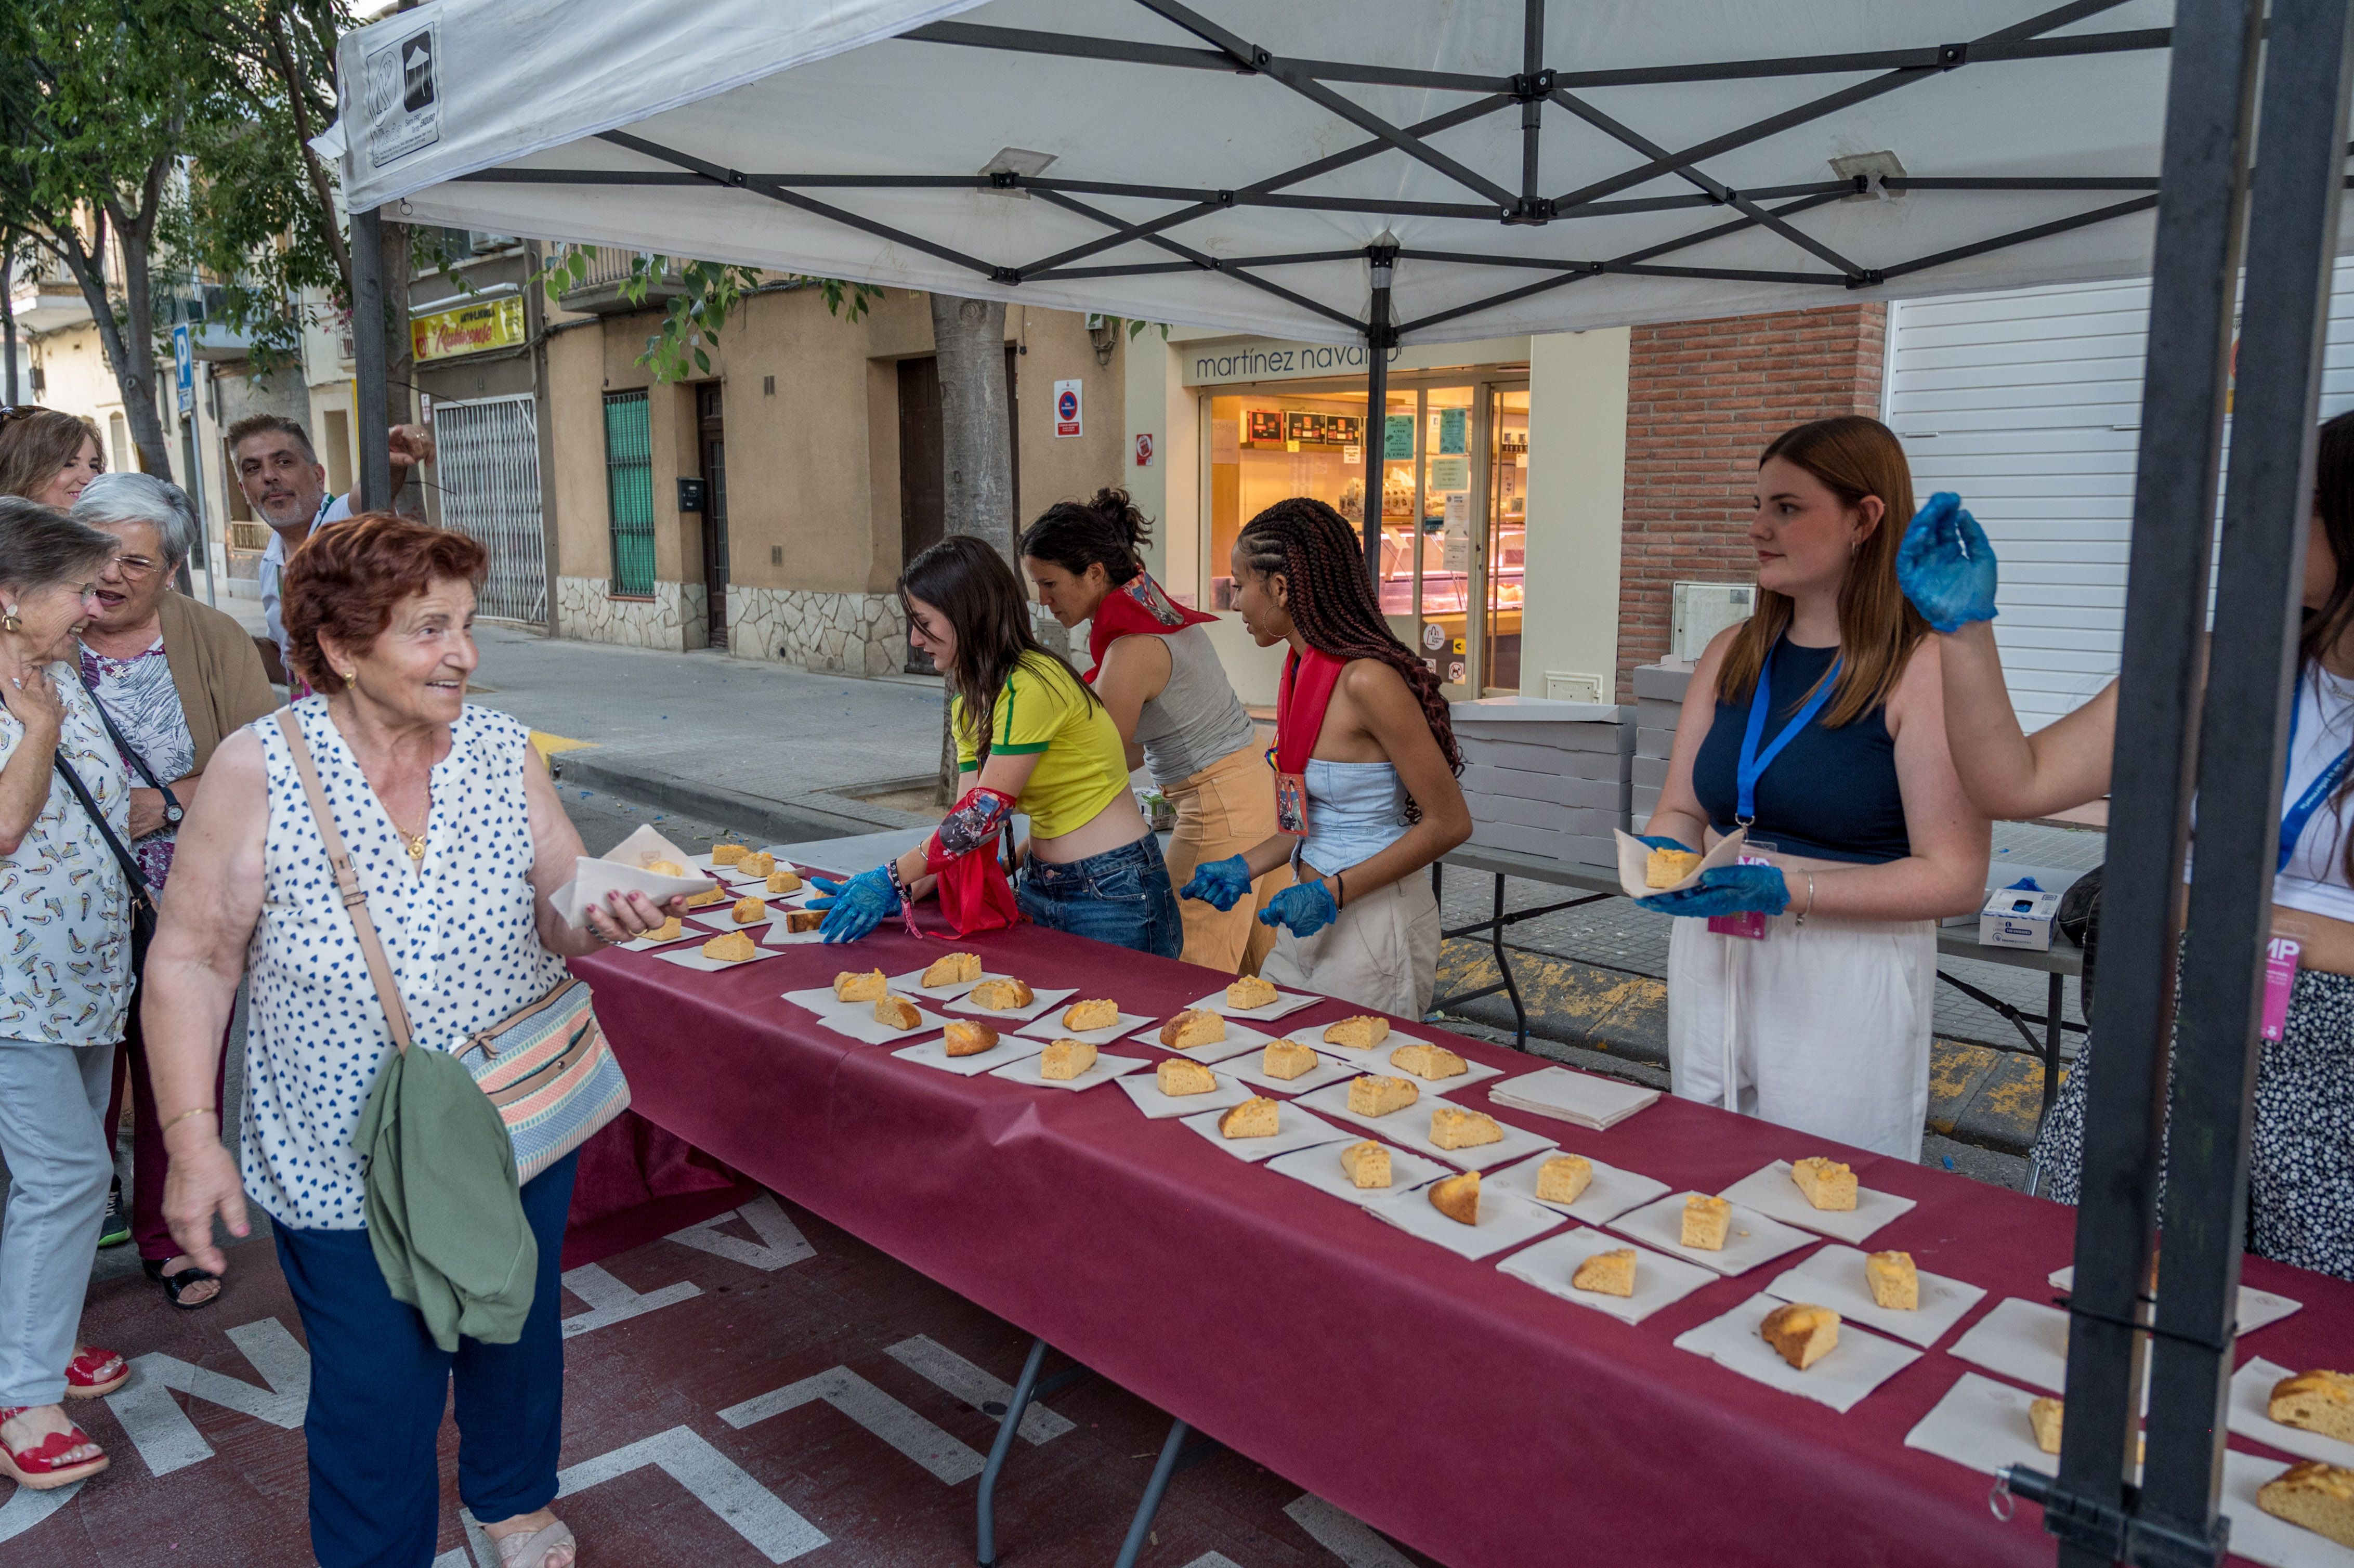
[72,473,274,1310]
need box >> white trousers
[1262,871,1441,1020]
[1666,911,1935,1161]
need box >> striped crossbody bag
[276,710,630,1183]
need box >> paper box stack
[1453,696,1632,867]
[1631,660,1691,826]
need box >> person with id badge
[1904,411,2354,1280]
[1639,417,1990,1161]
[1178,498,1470,1018]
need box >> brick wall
[1613,304,1886,699]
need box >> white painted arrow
[103,1317,310,1477]
[554,1425,828,1563]
[0,1476,81,1548]
[884,1334,1075,1444]
[666,1194,815,1271]
[559,1261,702,1339]
[718,1366,986,1485]
[1285,1493,1417,1567]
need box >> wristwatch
[162,800,184,827]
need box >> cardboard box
[1979,887,2063,951]
[1459,762,1627,809]
[1468,819,1618,867]
[1458,736,1628,778]
[1631,784,1663,821]
[1632,662,1693,702]
[1449,695,1633,754]
[1632,754,1670,788]
[1637,697,1683,733]
[1467,793,1626,836]
[1637,726,1677,760]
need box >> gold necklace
[389,800,431,863]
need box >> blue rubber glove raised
[1636,834,1695,854]
[808,866,896,944]
[1258,878,1339,938]
[1179,854,1253,911]
[1896,491,1999,634]
[1633,863,1791,918]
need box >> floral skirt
[2031,964,2354,1280]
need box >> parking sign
[172,324,194,416]
[1053,378,1082,437]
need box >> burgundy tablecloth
[570,916,2353,1568]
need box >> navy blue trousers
[273,1151,578,1568]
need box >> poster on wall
[1443,492,1471,572]
[1054,379,1083,437]
[1384,413,1415,460]
[1427,454,1470,492]
[1438,407,1469,455]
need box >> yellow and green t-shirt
[954,651,1129,840]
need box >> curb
[551,751,939,845]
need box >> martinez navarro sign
[1181,333,1533,387]
[411,295,525,362]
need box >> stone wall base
[730,586,906,676]
[556,577,709,651]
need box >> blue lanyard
[2279,672,2353,872]
[1736,644,1843,825]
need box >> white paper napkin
[611,921,703,953]
[818,1002,956,1046]
[688,899,794,936]
[1486,1063,1661,1129]
[1948,1297,2070,1394]
[1483,1152,1670,1227]
[948,979,1077,1023]
[890,1030,1047,1076]
[1014,1011,1158,1047]
[888,961,990,1000]
[2047,1266,2303,1335]
[1718,1161,1918,1246]
[783,982,893,1015]
[1185,986,1324,1023]
[1364,1177,1568,1261]
[1762,1244,1985,1349]
[1263,1139,1450,1208]
[553,847,723,925]
[1301,1024,1433,1068]
[1904,1371,2068,1479]
[1126,1016,1277,1065]
[1499,1226,1717,1325]
[1613,825,1749,900]
[1674,1292,1921,1413]
[1179,1102,1353,1162]
[652,943,793,974]
[691,848,775,881]
[2223,1449,2354,1568]
[1370,1044,1503,1094]
[758,921,828,948]
[1291,1080,1559,1171]
[2230,1357,2354,1469]
[1604,1191,1819,1277]
[1116,1067,1253,1119]
[988,1050,1152,1093]
[1219,1048,1364,1096]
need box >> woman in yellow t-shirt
[809,535,1182,955]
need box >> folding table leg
[1111,1417,1218,1568]
[2042,971,2065,1119]
[976,1337,1048,1566]
[1490,873,1527,1050]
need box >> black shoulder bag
[53,752,160,961]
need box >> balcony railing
[554,246,684,315]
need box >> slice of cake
[1346,1074,1419,1117]
[1226,974,1280,1009]
[1429,1170,1481,1225]
[684,885,726,909]
[784,909,824,933]
[1062,997,1120,1031]
[834,969,888,1002]
[873,995,922,1031]
[1261,1039,1321,1081]
[701,931,757,962]
[943,1019,999,1056]
[647,858,687,877]
[2029,1397,2065,1455]
[766,868,803,895]
[1340,1140,1391,1189]
[1572,1248,1638,1298]
[2257,1461,2354,1549]
[2269,1370,2354,1443]
[1535,1154,1594,1206]
[1218,1096,1281,1139]
[1681,1194,1731,1251]
[1040,1038,1097,1080]
[1156,1057,1218,1096]
[1429,1105,1503,1151]
[1389,1041,1468,1080]
[1644,845,1701,888]
[1791,1156,1859,1211]
[730,895,766,925]
[1323,1015,1391,1050]
[1760,1303,1840,1370]
[712,843,748,865]
[969,977,1036,1011]
[1865,1251,1919,1311]
[642,916,683,944]
[1160,1009,1226,1050]
[921,951,983,988]
[742,851,776,877]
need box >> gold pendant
[401,830,427,863]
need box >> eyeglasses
[106,554,160,580]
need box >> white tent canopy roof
[334,0,2239,346]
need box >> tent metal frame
[349,1,2354,1562]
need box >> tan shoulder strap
[274,709,415,1055]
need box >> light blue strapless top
[1297,759,1409,876]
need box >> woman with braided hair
[1182,498,1470,1017]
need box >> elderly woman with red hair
[139,515,676,1568]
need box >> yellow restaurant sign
[411,295,524,361]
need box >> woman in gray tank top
[1023,490,1292,973]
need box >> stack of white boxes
[1630,661,1692,828]
[1453,697,1633,867]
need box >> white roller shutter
[1886,264,2354,730]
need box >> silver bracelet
[1797,871,1816,927]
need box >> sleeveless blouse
[239,699,566,1230]
[1297,759,1410,876]
[1690,636,1912,865]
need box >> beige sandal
[491,1519,577,1568]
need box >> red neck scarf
[1271,647,1346,835]
[1084,572,1218,679]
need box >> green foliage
[536,243,886,382]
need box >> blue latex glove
[1895,491,1999,634]
[1180,854,1253,911]
[1636,834,1694,854]
[808,866,895,944]
[1634,864,1791,919]
[1258,878,1339,938]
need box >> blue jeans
[273,1149,579,1568]
[1017,833,1183,958]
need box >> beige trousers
[1160,745,1292,976]
[1261,869,1441,1020]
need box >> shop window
[1206,390,1400,608]
[602,390,656,596]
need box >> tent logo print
[401,33,435,113]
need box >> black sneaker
[98,1180,130,1248]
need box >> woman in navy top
[1643,416,1990,1159]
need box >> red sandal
[63,1346,127,1399]
[0,1407,110,1489]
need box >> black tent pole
[350,205,394,513]
[1364,240,1396,585]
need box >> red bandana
[1270,648,1346,836]
[1084,573,1218,679]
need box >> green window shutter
[603,391,655,596]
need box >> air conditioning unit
[1672,581,1755,662]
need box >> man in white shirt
[226,415,434,681]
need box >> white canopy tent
[326,6,2354,1567]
